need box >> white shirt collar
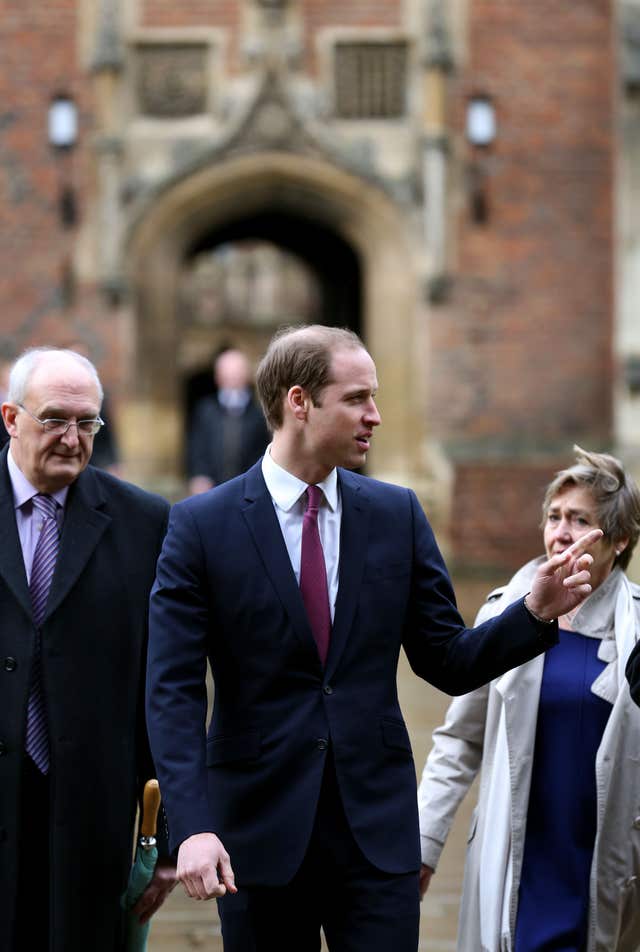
[218,387,251,411]
[261,445,338,513]
[7,447,70,511]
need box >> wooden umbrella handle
[140,779,161,839]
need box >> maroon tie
[299,485,331,665]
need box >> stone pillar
[90,0,125,301]
[421,0,453,301]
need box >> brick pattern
[140,0,241,73]
[0,7,80,330]
[300,0,402,73]
[140,0,238,28]
[430,0,614,566]
[0,2,123,392]
[450,460,566,571]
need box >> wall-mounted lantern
[466,95,496,147]
[465,95,495,224]
[48,94,78,150]
[47,93,79,230]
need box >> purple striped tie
[27,493,59,774]
[299,486,331,666]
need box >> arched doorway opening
[180,212,362,440]
[124,152,424,498]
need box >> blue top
[515,628,612,952]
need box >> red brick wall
[431,0,614,567]
[0,3,120,384]
[450,459,567,571]
[140,0,242,73]
[140,0,239,28]
[300,0,402,73]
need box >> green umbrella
[122,779,161,952]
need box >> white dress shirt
[261,447,341,622]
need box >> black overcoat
[186,394,269,484]
[0,449,169,951]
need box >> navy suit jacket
[146,461,555,886]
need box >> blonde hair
[541,445,640,570]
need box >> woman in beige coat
[418,447,640,952]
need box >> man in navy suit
[146,325,601,951]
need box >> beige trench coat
[418,560,640,952]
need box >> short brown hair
[255,324,365,430]
[541,445,640,570]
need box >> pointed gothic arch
[123,151,426,495]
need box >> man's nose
[365,399,381,427]
[59,423,80,447]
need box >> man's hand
[132,857,177,924]
[526,528,603,621]
[419,864,434,900]
[177,832,237,900]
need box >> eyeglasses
[18,404,104,436]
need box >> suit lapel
[45,467,111,622]
[241,463,321,666]
[326,470,370,677]
[0,451,32,618]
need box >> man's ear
[287,386,309,422]
[1,403,18,437]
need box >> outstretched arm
[403,492,603,695]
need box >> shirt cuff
[523,596,558,646]
[420,834,444,870]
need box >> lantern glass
[466,97,496,147]
[48,96,78,149]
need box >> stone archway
[124,151,425,497]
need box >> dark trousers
[14,756,50,951]
[218,757,420,952]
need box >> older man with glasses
[0,347,175,952]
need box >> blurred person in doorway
[418,446,640,952]
[186,347,269,495]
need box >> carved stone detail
[135,44,208,118]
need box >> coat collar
[0,448,112,625]
[241,462,319,665]
[327,468,370,677]
[45,466,112,621]
[239,462,371,674]
[0,447,32,618]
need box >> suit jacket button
[316,738,328,751]
[323,685,333,695]
[4,657,17,672]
